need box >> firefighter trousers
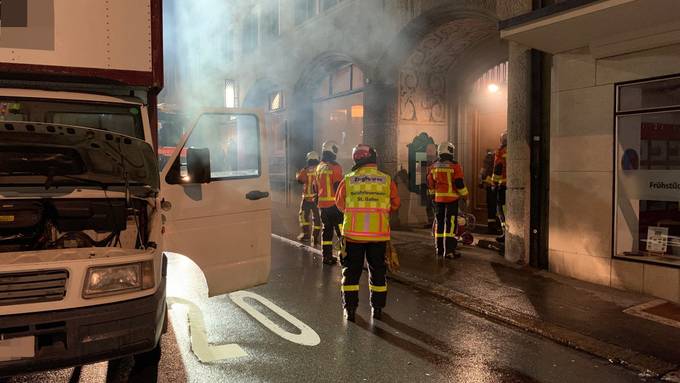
[435,201,459,256]
[298,199,321,239]
[485,186,500,232]
[497,185,507,234]
[341,241,387,309]
[320,206,343,259]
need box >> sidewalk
[272,202,680,379]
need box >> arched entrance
[458,61,509,228]
[373,8,508,227]
[291,52,367,173]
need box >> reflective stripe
[341,285,360,292]
[322,241,333,246]
[345,207,390,213]
[457,186,469,197]
[435,232,456,238]
[436,192,459,197]
[341,167,392,242]
[431,168,454,173]
[316,165,336,203]
[313,226,322,230]
[369,284,387,293]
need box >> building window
[615,75,680,266]
[242,12,258,54]
[314,64,364,101]
[269,90,283,111]
[321,0,337,11]
[225,80,239,108]
[262,0,280,41]
[294,0,317,25]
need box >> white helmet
[500,131,508,146]
[437,142,455,156]
[321,141,339,155]
[306,151,320,161]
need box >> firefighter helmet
[306,151,320,162]
[437,142,455,156]
[322,141,339,155]
[500,131,508,147]
[352,144,377,164]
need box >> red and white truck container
[0,0,272,378]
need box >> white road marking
[271,233,322,255]
[167,296,248,362]
[229,290,321,346]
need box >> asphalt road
[3,238,651,383]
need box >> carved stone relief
[399,18,496,122]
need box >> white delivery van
[0,0,271,377]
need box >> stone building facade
[164,0,680,303]
[503,0,680,302]
[208,0,534,264]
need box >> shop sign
[619,170,680,202]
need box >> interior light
[487,83,499,93]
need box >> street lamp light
[487,83,499,93]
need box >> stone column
[363,80,399,178]
[499,0,533,264]
[505,41,532,264]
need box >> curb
[271,233,679,378]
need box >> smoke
[160,0,246,113]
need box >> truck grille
[0,270,68,306]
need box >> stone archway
[368,0,534,262]
[289,51,369,171]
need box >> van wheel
[128,342,161,383]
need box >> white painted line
[229,291,321,347]
[167,297,248,362]
[271,233,322,255]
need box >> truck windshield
[0,99,144,139]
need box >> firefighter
[296,151,322,245]
[479,150,500,234]
[492,132,508,244]
[316,141,344,265]
[427,142,469,259]
[335,144,400,322]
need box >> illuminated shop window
[615,75,680,266]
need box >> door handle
[246,190,270,200]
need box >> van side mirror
[186,147,211,184]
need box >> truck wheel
[128,342,161,383]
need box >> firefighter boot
[297,232,310,242]
[372,308,382,320]
[444,238,461,259]
[322,245,337,265]
[345,307,356,322]
[312,228,321,247]
[436,237,445,257]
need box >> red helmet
[352,144,377,164]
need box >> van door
[160,109,271,297]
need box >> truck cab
[0,87,272,375]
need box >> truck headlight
[83,261,155,298]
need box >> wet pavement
[3,238,652,382]
[272,200,680,376]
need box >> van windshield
[0,99,144,139]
